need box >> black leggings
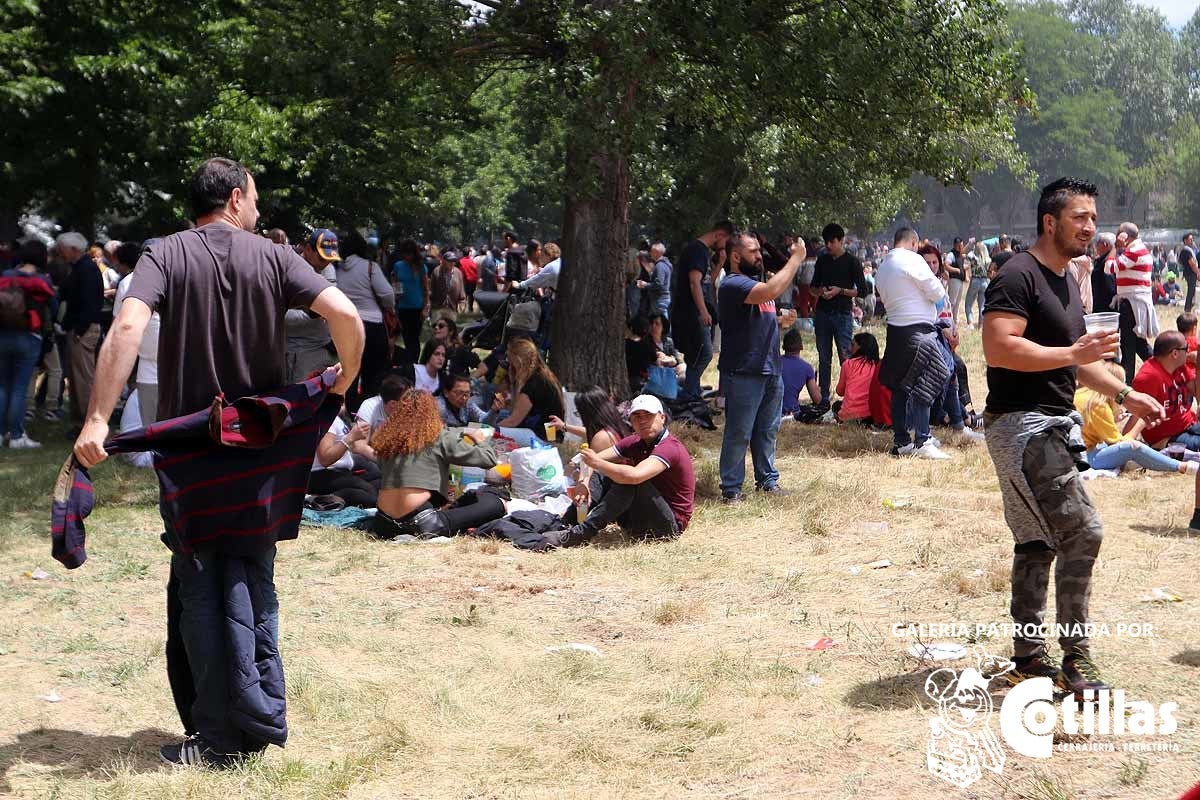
[371,486,509,538]
[396,309,424,365]
[307,468,378,508]
[348,321,390,414]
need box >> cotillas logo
[924,646,1177,789]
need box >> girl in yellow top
[1074,362,1197,475]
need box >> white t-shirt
[118,391,154,469]
[113,272,160,385]
[414,365,440,394]
[354,395,388,432]
[874,248,945,327]
[312,417,354,472]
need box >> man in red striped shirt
[1115,221,1159,383]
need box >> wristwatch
[1115,387,1132,405]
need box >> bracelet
[1115,387,1132,405]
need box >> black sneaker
[543,523,596,549]
[721,493,744,505]
[1190,509,1200,533]
[159,736,240,769]
[1059,649,1110,700]
[758,484,789,496]
[1007,651,1061,686]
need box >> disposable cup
[1083,312,1120,360]
[544,422,557,441]
[1083,312,1119,334]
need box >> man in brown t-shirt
[72,157,364,768]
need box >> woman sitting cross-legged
[308,415,381,507]
[1075,360,1198,476]
[371,389,506,539]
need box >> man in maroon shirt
[548,394,695,547]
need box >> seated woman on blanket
[1075,360,1197,476]
[371,389,506,539]
[309,414,381,507]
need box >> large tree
[402,0,1026,396]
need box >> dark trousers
[396,309,424,365]
[371,486,508,538]
[813,308,854,401]
[676,320,713,402]
[165,542,278,755]
[576,477,679,541]
[307,466,379,508]
[1119,299,1152,384]
[348,321,390,414]
[1187,275,1197,312]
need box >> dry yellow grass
[0,309,1198,799]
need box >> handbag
[643,365,679,399]
[368,260,401,340]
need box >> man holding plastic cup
[981,177,1163,703]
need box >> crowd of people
[0,158,1187,772]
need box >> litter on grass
[804,637,837,651]
[546,643,602,656]
[1140,587,1183,603]
[908,642,967,661]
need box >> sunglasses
[433,322,449,329]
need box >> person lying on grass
[545,394,695,548]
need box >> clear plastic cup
[544,422,557,441]
[1083,312,1121,360]
[1083,312,1119,334]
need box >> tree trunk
[551,133,631,398]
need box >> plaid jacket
[52,370,340,568]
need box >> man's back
[126,223,334,420]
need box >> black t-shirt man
[1091,252,1116,313]
[982,251,1085,415]
[811,251,866,315]
[1180,244,1197,283]
[673,239,713,322]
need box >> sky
[1139,0,1197,26]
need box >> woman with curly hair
[371,389,504,539]
[499,336,564,436]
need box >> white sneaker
[892,443,917,457]
[957,427,986,444]
[8,434,41,449]
[915,441,951,460]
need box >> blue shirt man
[715,233,805,502]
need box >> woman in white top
[415,340,446,394]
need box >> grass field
[1,311,1199,799]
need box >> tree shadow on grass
[1171,649,1200,667]
[844,668,941,710]
[0,727,175,793]
[1130,523,1200,540]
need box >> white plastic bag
[509,446,567,500]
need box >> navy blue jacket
[62,255,104,333]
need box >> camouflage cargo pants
[1010,427,1104,658]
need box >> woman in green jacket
[371,389,504,539]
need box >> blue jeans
[891,384,932,449]
[964,278,988,324]
[1088,441,1182,473]
[1172,423,1200,452]
[719,371,783,495]
[813,309,853,400]
[679,326,713,402]
[0,331,41,438]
